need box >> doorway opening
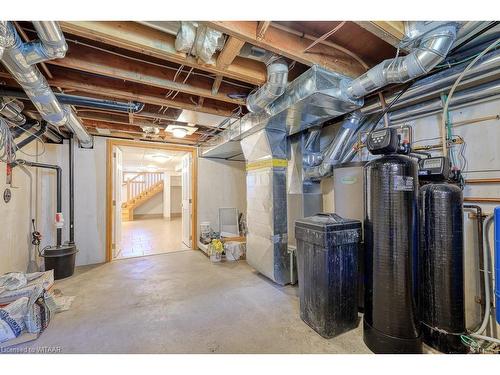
[106,140,196,261]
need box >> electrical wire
[440,38,500,156]
[61,37,255,90]
[10,122,46,158]
[367,81,416,135]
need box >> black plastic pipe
[68,137,75,244]
[16,122,47,149]
[11,120,39,138]
[13,160,62,247]
[463,204,487,318]
[0,88,144,113]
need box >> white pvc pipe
[474,214,494,335]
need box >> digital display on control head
[423,158,442,169]
[372,130,387,138]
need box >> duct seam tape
[246,159,288,171]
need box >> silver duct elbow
[346,24,459,99]
[23,21,68,64]
[0,21,92,148]
[246,57,288,113]
[304,111,363,180]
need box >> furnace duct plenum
[346,22,460,99]
[0,21,93,148]
[246,57,289,113]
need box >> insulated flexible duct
[0,21,93,148]
[246,57,288,113]
[346,23,459,99]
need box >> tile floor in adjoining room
[117,216,189,259]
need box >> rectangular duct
[200,65,362,159]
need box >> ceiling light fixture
[151,154,171,162]
[172,127,188,138]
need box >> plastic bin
[295,213,361,338]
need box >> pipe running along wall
[0,21,93,148]
[346,22,459,99]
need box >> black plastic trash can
[295,213,361,338]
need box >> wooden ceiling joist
[353,21,405,48]
[256,21,271,40]
[203,21,366,78]
[46,43,245,105]
[211,36,247,95]
[59,21,266,85]
[46,69,237,117]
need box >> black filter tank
[419,183,466,353]
[364,154,422,353]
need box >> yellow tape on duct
[246,159,288,171]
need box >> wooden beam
[47,43,245,105]
[256,21,271,40]
[83,119,202,141]
[59,21,266,85]
[211,75,223,95]
[353,21,405,48]
[203,21,366,78]
[46,68,237,117]
[217,36,246,70]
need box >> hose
[441,38,500,156]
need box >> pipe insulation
[246,57,289,113]
[0,21,93,148]
[346,23,459,99]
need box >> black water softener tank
[363,128,422,353]
[419,157,466,353]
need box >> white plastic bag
[0,297,29,343]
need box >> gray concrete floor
[20,251,371,354]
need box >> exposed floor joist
[212,36,247,95]
[46,42,246,105]
[47,69,239,117]
[353,21,405,48]
[59,21,267,85]
[203,21,366,78]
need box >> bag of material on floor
[224,241,245,261]
[0,297,29,343]
[0,270,54,306]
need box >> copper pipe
[464,197,500,203]
[453,114,500,127]
[466,178,500,184]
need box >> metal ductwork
[246,57,289,113]
[201,65,363,159]
[240,128,291,285]
[346,22,460,99]
[0,21,93,148]
[304,111,364,180]
[23,21,68,65]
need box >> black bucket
[41,244,78,280]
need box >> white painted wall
[134,193,163,215]
[171,186,182,214]
[197,157,246,235]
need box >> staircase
[122,172,164,221]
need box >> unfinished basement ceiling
[0,20,404,146]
